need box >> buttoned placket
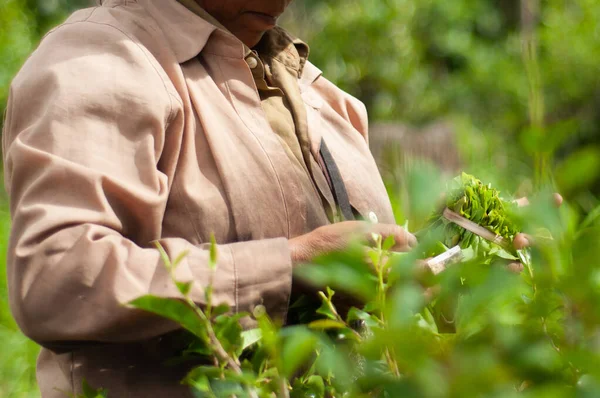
[243,50,340,225]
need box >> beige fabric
[178,0,334,221]
[177,0,232,35]
[2,0,395,396]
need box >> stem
[373,238,401,377]
[187,296,261,398]
[521,0,547,187]
[323,294,362,340]
[280,378,291,398]
[385,348,401,377]
[185,295,242,372]
[164,266,259,398]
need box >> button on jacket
[1,0,395,396]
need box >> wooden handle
[442,208,510,250]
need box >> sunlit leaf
[172,250,190,270]
[153,241,172,270]
[209,233,218,269]
[176,281,192,296]
[241,328,262,350]
[128,295,208,340]
[308,319,346,330]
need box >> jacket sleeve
[2,21,292,348]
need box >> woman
[2,0,415,396]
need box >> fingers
[515,193,563,208]
[511,193,562,252]
[424,286,441,303]
[515,197,530,207]
[506,262,524,274]
[370,223,417,251]
[292,221,418,268]
[553,193,564,207]
[513,233,532,250]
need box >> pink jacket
[2,0,394,396]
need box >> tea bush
[108,179,600,398]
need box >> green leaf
[241,328,262,350]
[326,286,335,299]
[386,284,425,329]
[153,241,172,270]
[209,233,218,269]
[304,375,325,397]
[316,292,337,320]
[176,281,192,296]
[212,303,230,318]
[314,340,353,388]
[415,309,438,334]
[308,319,347,330]
[555,146,600,194]
[80,379,107,398]
[281,327,318,377]
[209,379,246,396]
[186,366,224,381]
[382,234,396,252]
[185,374,211,393]
[316,304,337,321]
[214,314,244,354]
[128,295,208,340]
[367,250,381,269]
[183,338,212,357]
[492,247,519,261]
[580,202,600,229]
[171,250,190,270]
[346,308,380,328]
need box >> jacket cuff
[228,238,293,326]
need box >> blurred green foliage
[126,184,600,397]
[1,3,92,397]
[2,0,600,397]
[283,0,600,202]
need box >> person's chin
[235,23,274,47]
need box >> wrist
[289,234,311,267]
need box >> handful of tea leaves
[423,173,524,263]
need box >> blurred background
[1,0,599,396]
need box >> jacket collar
[134,0,322,82]
[137,0,244,62]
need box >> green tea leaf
[172,250,190,270]
[316,295,337,321]
[80,379,107,398]
[382,234,396,252]
[209,233,218,269]
[555,147,600,194]
[214,314,244,354]
[346,308,380,328]
[212,303,230,318]
[304,375,325,397]
[153,241,172,270]
[308,319,347,330]
[241,328,262,350]
[176,281,192,296]
[128,295,208,340]
[281,327,318,377]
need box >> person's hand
[507,193,564,273]
[289,221,417,267]
[289,221,416,316]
